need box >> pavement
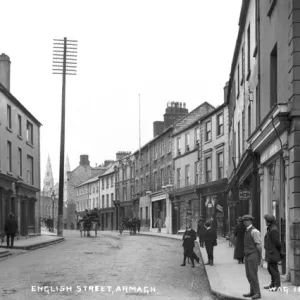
[0,227,65,251]
[136,230,300,300]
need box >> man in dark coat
[136,218,141,233]
[197,218,205,247]
[4,213,18,248]
[263,214,282,291]
[242,214,262,300]
[204,220,217,266]
[234,217,245,263]
[180,222,200,267]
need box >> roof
[76,175,100,188]
[99,162,116,177]
[200,103,227,122]
[133,101,215,156]
[0,82,42,126]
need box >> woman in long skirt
[234,217,245,263]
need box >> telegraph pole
[52,38,77,236]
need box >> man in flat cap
[263,213,283,291]
[242,214,262,299]
[203,220,217,266]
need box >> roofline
[132,101,215,156]
[200,103,227,122]
[226,0,250,104]
[172,103,227,137]
[0,82,42,126]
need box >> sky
[1,0,241,184]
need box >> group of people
[181,213,284,300]
[232,214,285,299]
[181,218,217,268]
[119,217,141,235]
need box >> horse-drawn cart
[79,210,100,237]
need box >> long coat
[204,227,217,245]
[197,222,205,237]
[234,223,245,259]
[264,224,281,263]
[4,218,18,234]
[182,229,197,257]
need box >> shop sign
[239,189,251,200]
[260,139,281,164]
[216,204,223,212]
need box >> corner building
[226,0,300,285]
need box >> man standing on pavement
[197,218,205,247]
[242,214,262,300]
[181,222,200,267]
[263,214,282,291]
[204,220,217,266]
[4,213,18,248]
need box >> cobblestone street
[0,230,215,300]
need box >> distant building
[170,102,215,233]
[66,154,108,229]
[0,53,42,237]
[114,152,134,229]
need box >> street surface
[0,230,216,300]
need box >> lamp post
[51,191,55,232]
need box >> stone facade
[226,0,300,285]
[0,54,42,237]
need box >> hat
[198,218,203,221]
[242,214,254,221]
[264,213,276,223]
[205,221,211,227]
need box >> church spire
[43,154,54,194]
[65,154,71,172]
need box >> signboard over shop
[260,138,281,164]
[239,189,251,200]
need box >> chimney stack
[0,53,11,91]
[79,154,90,166]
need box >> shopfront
[139,195,150,230]
[170,191,199,233]
[151,193,166,232]
[258,133,287,275]
[248,104,290,278]
[197,178,227,237]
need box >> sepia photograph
[0,0,300,299]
